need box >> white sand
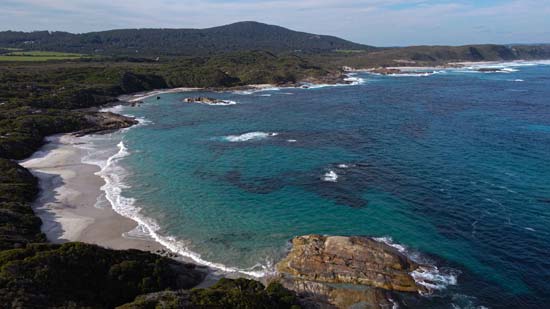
[20,134,163,252]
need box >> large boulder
[277,235,423,293]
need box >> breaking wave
[222,131,279,142]
[77,107,272,278]
[374,237,459,294]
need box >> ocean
[79,61,550,308]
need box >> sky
[1,0,549,46]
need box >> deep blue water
[94,62,550,308]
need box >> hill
[318,44,550,68]
[0,21,373,56]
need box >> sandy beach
[20,134,163,253]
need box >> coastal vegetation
[1,21,550,308]
[0,242,205,307]
[2,21,549,67]
[0,48,332,307]
[119,278,300,308]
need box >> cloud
[1,0,549,46]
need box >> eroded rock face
[277,235,422,293]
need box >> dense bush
[0,243,206,308]
[119,278,300,309]
[0,21,370,56]
[0,51,322,308]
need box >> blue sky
[1,0,549,46]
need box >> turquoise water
[93,62,550,308]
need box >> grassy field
[0,50,89,62]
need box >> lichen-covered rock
[277,235,422,293]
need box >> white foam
[337,164,350,169]
[223,132,278,142]
[374,237,408,253]
[197,100,237,106]
[411,266,458,293]
[344,76,367,85]
[374,236,458,294]
[457,60,550,75]
[79,107,271,278]
[233,87,281,95]
[524,227,536,232]
[392,71,444,77]
[287,139,297,143]
[92,140,270,278]
[322,170,339,182]
[389,297,399,309]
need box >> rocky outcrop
[76,112,139,136]
[368,68,434,75]
[299,72,349,85]
[183,97,232,105]
[277,235,423,293]
[476,68,504,73]
[279,277,397,309]
[369,68,403,75]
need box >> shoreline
[20,134,164,253]
[20,128,266,282]
[18,58,527,275]
[344,59,550,72]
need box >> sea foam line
[83,107,270,278]
[374,237,459,294]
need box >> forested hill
[0,21,373,56]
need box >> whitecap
[322,170,339,182]
[287,139,297,143]
[524,227,536,232]
[337,164,350,169]
[223,131,279,142]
